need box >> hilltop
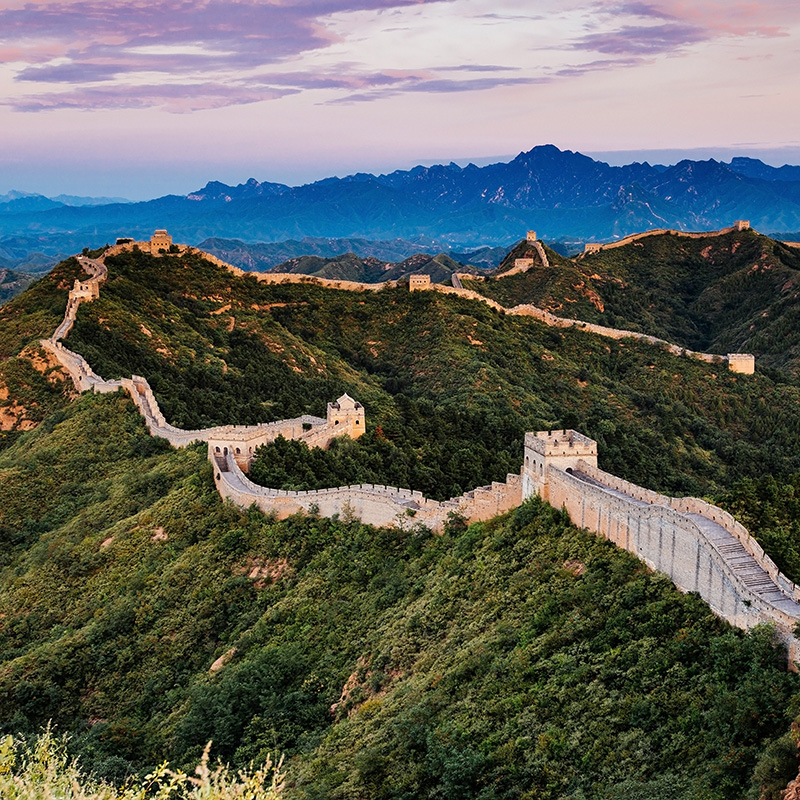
[4,244,800,797]
[465,227,800,374]
[4,145,800,269]
[0,267,34,304]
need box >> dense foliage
[0,394,798,800]
[4,247,800,797]
[467,231,800,374]
[57,248,800,507]
[0,257,86,451]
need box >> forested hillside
[264,251,471,284]
[3,247,800,798]
[467,229,800,373]
[0,267,34,305]
[57,248,800,502]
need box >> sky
[1,0,799,199]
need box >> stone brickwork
[522,430,800,661]
[38,245,800,660]
[213,450,522,533]
[728,353,755,375]
[409,274,432,291]
[579,222,750,255]
[150,229,172,252]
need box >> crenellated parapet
[38,244,800,660]
[580,221,754,254]
[521,429,800,663]
[212,449,522,533]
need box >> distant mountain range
[3,145,800,272]
[200,237,512,273]
[0,267,34,304]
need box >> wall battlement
[37,242,798,660]
[409,274,432,291]
[581,221,752,255]
[520,430,800,661]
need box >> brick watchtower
[522,429,598,502]
[327,394,365,439]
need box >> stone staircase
[687,513,799,613]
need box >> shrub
[0,731,284,800]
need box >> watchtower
[72,279,100,300]
[522,429,598,502]
[728,353,755,375]
[527,231,537,243]
[327,394,365,439]
[150,229,172,253]
[734,220,750,232]
[584,243,602,254]
[409,274,431,291]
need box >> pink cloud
[571,1,795,59]
[573,23,709,54]
[8,83,298,112]
[3,0,797,112]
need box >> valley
[3,227,800,798]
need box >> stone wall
[501,240,550,279]
[213,450,523,532]
[161,240,754,375]
[36,247,800,659]
[521,448,800,658]
[728,353,755,375]
[507,303,728,365]
[567,461,800,601]
[547,466,769,626]
[587,226,739,253]
[227,267,396,293]
[431,284,507,312]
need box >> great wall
[146,228,754,375]
[36,230,800,660]
[580,219,754,254]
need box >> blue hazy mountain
[2,145,800,268]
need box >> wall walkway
[582,225,741,254]
[37,247,800,656]
[523,454,800,659]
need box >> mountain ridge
[3,145,800,272]
[4,241,800,796]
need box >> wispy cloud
[327,74,545,104]
[11,83,298,113]
[573,23,709,55]
[0,0,464,110]
[1,0,797,112]
[554,56,651,78]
